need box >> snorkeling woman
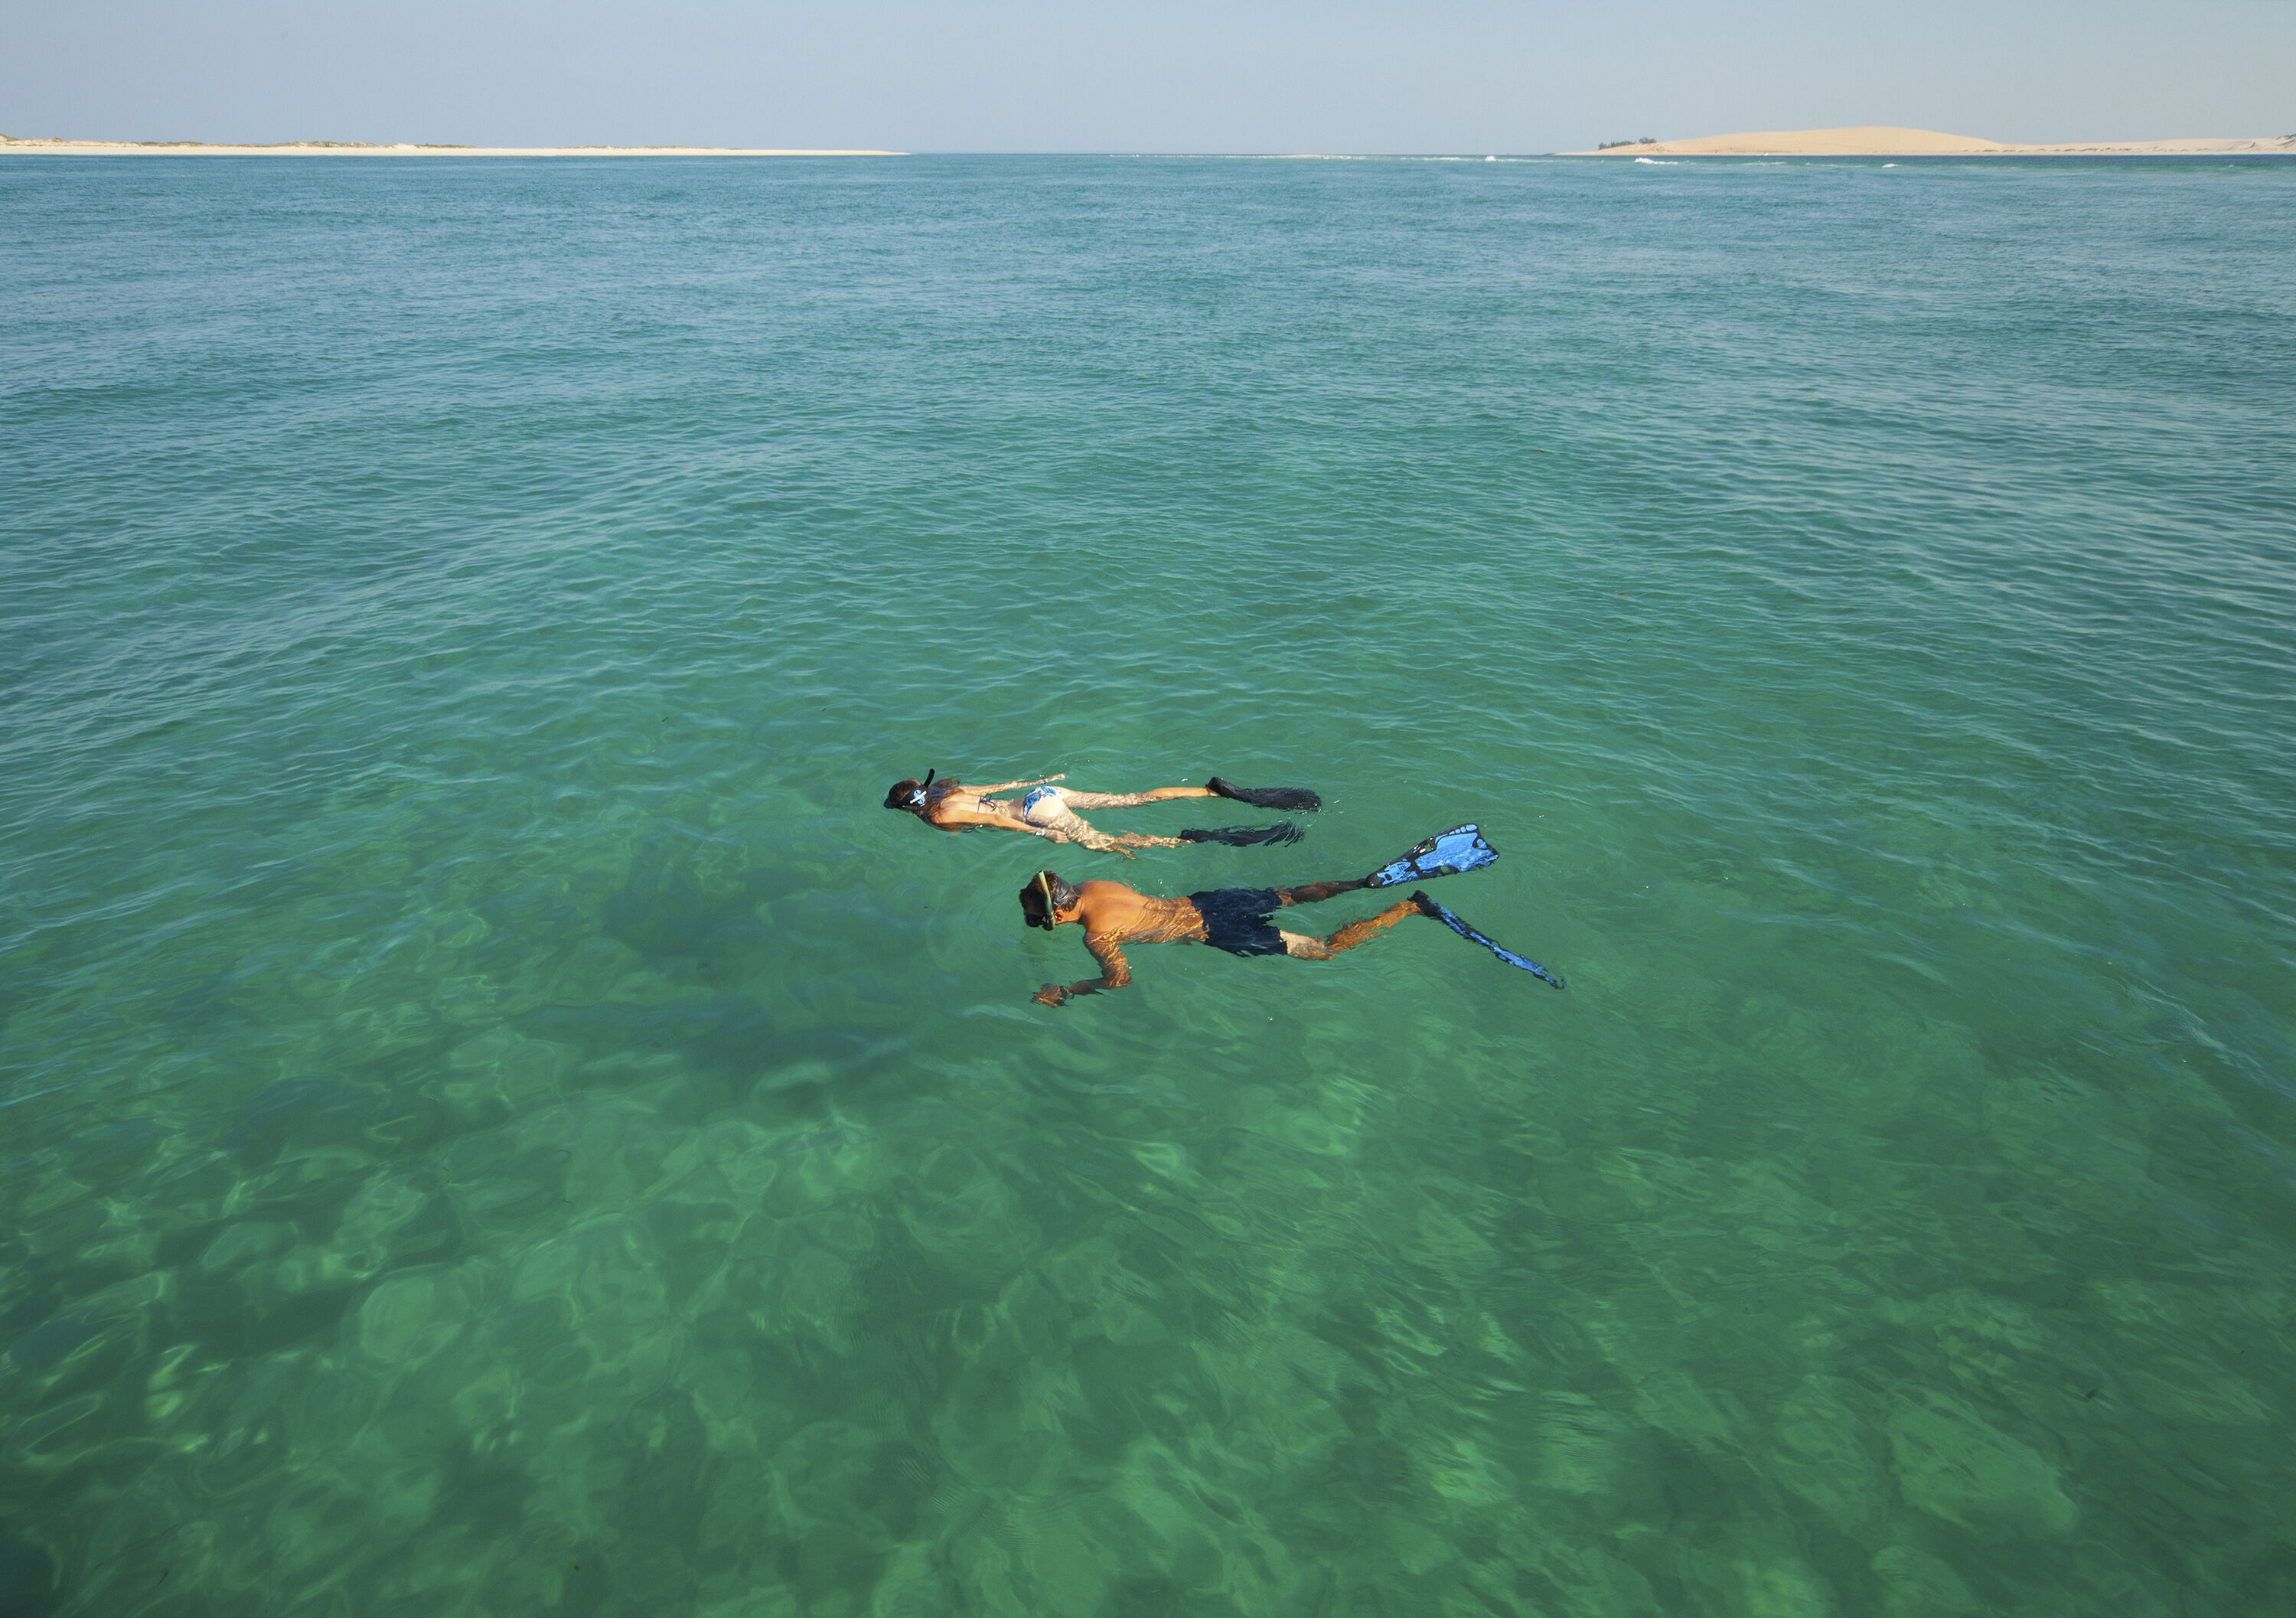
[882,771,1321,854]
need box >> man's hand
[1033,984,1071,1007]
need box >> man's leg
[1273,879,1368,907]
[1279,897,1424,959]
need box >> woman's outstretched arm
[970,772,1066,794]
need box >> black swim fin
[1178,822,1304,847]
[1414,891,1566,988]
[1207,776,1322,812]
[1365,824,1499,888]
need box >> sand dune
[0,136,902,157]
[1567,126,2296,157]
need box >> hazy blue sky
[5,1,2290,151]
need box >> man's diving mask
[1022,870,1072,929]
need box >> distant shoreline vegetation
[1596,138,1659,150]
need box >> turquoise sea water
[4,152,2294,1616]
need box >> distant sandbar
[0,135,902,158]
[1564,126,2296,158]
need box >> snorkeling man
[883,771,1319,855]
[1018,869,1438,1005]
[1015,824,1565,1003]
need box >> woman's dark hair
[1019,871,1081,928]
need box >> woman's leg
[1028,794,1180,853]
[1056,786,1216,810]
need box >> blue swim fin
[1365,824,1498,889]
[1417,894,1566,989]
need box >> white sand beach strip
[1566,126,2296,157]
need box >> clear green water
[4,154,2294,1617]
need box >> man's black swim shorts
[1188,888,1289,957]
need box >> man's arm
[1035,934,1132,1006]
